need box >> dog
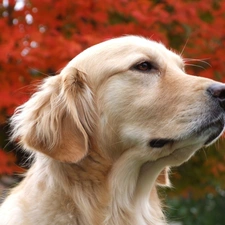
[0,36,225,225]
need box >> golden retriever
[0,36,225,225]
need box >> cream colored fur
[0,36,224,225]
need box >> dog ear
[10,67,97,163]
[156,167,171,187]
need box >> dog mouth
[149,117,225,148]
[149,139,174,148]
[200,118,225,145]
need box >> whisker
[202,147,208,160]
[184,58,212,67]
[180,37,190,57]
[185,63,208,70]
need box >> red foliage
[0,0,225,189]
[0,149,24,175]
[0,0,224,119]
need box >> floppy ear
[156,167,171,187]
[10,67,97,162]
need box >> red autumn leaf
[0,149,24,175]
[0,0,225,195]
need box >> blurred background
[0,0,225,224]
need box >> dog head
[11,36,225,172]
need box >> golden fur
[0,36,225,225]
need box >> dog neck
[106,150,167,225]
[28,148,166,225]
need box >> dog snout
[207,83,225,110]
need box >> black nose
[207,83,225,110]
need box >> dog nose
[207,83,225,110]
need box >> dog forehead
[92,37,173,58]
[71,36,181,65]
[67,36,183,86]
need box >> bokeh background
[1,0,225,224]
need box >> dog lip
[195,116,225,145]
[203,119,225,145]
[168,117,225,147]
[149,138,174,148]
[149,117,225,149]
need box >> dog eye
[134,61,154,72]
